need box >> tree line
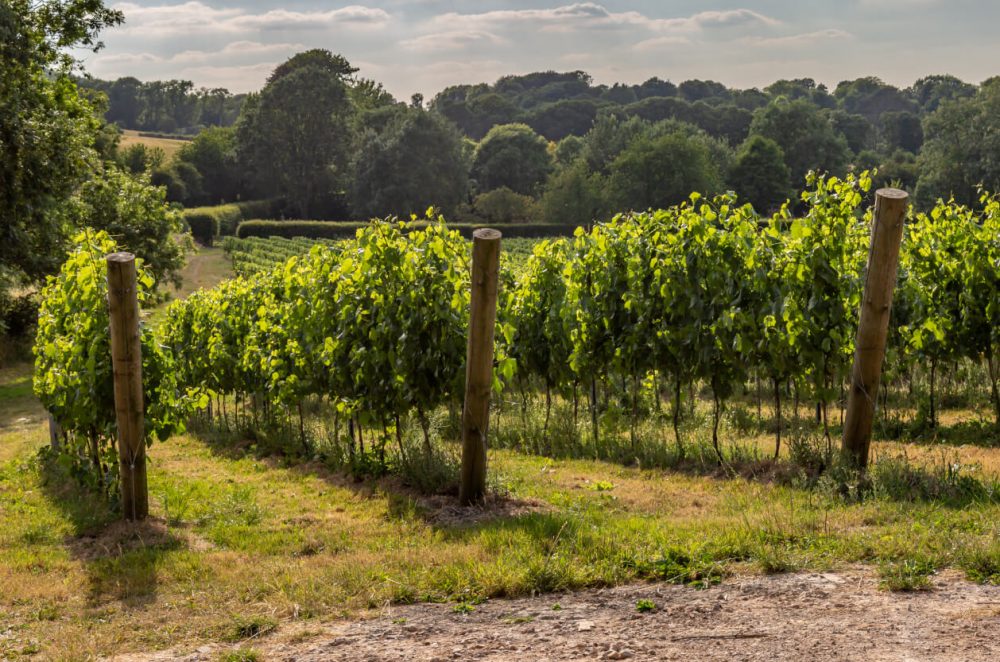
[111,51,1000,222]
[78,76,246,135]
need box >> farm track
[118,570,1000,661]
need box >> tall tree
[236,52,355,218]
[606,130,723,211]
[0,0,121,285]
[917,79,1000,207]
[472,123,553,196]
[749,99,850,185]
[352,106,469,217]
[729,136,792,213]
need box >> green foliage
[236,52,355,218]
[917,80,1000,207]
[729,135,792,212]
[472,123,553,196]
[63,162,190,287]
[635,599,656,612]
[538,161,607,225]
[118,143,165,174]
[471,187,536,224]
[877,558,935,591]
[174,126,239,205]
[352,107,469,217]
[163,216,471,465]
[749,99,850,186]
[0,0,116,286]
[606,131,723,211]
[33,230,201,496]
[185,205,241,243]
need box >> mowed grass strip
[1,411,1000,659]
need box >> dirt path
[121,569,999,661]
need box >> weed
[226,615,277,642]
[452,603,475,614]
[218,648,260,662]
[878,559,935,591]
[961,544,1000,584]
[635,599,656,613]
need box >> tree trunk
[630,374,639,449]
[711,386,723,464]
[417,408,432,455]
[544,382,552,435]
[673,376,684,458]
[929,358,937,429]
[590,377,599,448]
[773,378,782,460]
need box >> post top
[105,252,136,263]
[875,188,909,200]
[473,228,502,241]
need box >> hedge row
[183,199,283,244]
[137,131,193,141]
[236,220,583,240]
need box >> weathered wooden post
[106,252,148,520]
[842,189,908,470]
[459,229,501,506]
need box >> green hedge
[183,199,282,243]
[236,220,583,240]
[183,206,237,244]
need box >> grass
[145,245,235,326]
[3,361,1000,658]
[119,129,190,160]
[2,418,1000,658]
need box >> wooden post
[459,229,501,506]
[106,252,148,520]
[841,189,908,470]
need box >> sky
[81,1,1000,99]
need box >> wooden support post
[842,189,908,470]
[459,229,501,506]
[106,252,148,520]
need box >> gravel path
[121,570,1000,661]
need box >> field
[118,129,190,160]
[7,196,1000,659]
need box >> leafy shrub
[184,204,241,244]
[471,187,537,224]
[0,291,39,338]
[33,230,203,497]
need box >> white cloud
[428,4,778,35]
[112,2,391,36]
[633,35,692,52]
[400,30,505,53]
[91,41,302,67]
[749,29,852,48]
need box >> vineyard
[10,172,1000,658]
[32,173,1000,496]
[222,235,543,277]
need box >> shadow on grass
[38,455,182,608]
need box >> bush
[183,205,241,244]
[0,291,39,338]
[234,198,282,221]
[471,187,537,224]
[183,200,282,244]
[236,220,583,240]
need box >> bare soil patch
[116,569,1000,661]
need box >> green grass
[3,361,1000,659]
